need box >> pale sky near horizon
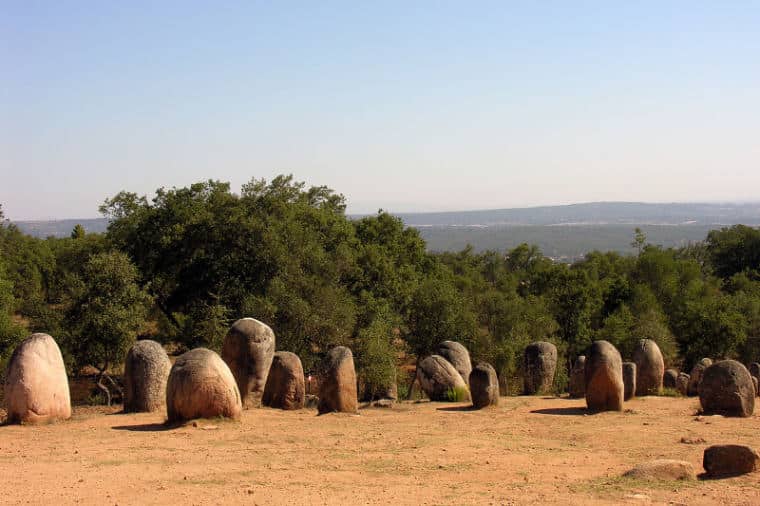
[2,1,759,220]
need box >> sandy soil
[1,396,759,505]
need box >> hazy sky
[2,1,759,220]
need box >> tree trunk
[96,370,112,406]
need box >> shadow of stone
[436,405,478,412]
[530,407,588,416]
[111,422,178,432]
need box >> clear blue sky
[2,1,759,219]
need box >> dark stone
[262,351,305,410]
[523,341,558,395]
[703,445,760,477]
[699,360,754,417]
[469,362,499,409]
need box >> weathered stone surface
[663,369,679,390]
[632,339,664,396]
[676,373,690,396]
[753,376,759,397]
[585,340,624,412]
[569,356,586,398]
[703,445,760,477]
[623,362,637,401]
[318,346,358,414]
[523,341,558,395]
[623,459,696,481]
[4,333,71,424]
[166,348,242,423]
[416,355,467,402]
[469,362,499,409]
[123,339,171,413]
[750,363,760,396]
[687,358,713,396]
[436,341,472,385]
[262,351,305,410]
[699,360,755,417]
[221,318,276,408]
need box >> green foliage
[71,224,86,239]
[63,252,151,373]
[444,386,469,402]
[354,312,398,400]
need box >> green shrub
[444,385,469,402]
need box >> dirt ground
[1,396,759,505]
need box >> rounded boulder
[263,351,305,410]
[523,341,558,395]
[584,340,624,412]
[568,356,586,399]
[699,360,754,417]
[221,318,276,407]
[166,348,242,423]
[632,339,664,396]
[703,445,760,477]
[4,333,71,424]
[469,362,499,409]
[123,340,171,413]
[676,372,690,396]
[623,362,637,401]
[663,368,679,389]
[317,346,358,414]
[687,358,712,396]
[417,355,467,402]
[436,341,472,385]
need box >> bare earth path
[1,396,759,505]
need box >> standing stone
[749,362,760,380]
[676,373,690,396]
[568,356,586,398]
[749,363,760,396]
[436,341,472,385]
[753,376,759,397]
[317,346,358,414]
[632,339,664,396]
[663,369,679,389]
[221,318,276,408]
[523,341,558,395]
[416,355,468,401]
[687,358,713,396]
[123,340,171,413]
[469,362,499,409]
[585,340,624,412]
[623,362,637,401]
[166,348,242,423]
[699,360,754,417]
[703,445,760,477]
[4,333,71,424]
[262,351,305,410]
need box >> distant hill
[12,202,760,261]
[13,218,109,238]
[391,201,760,227]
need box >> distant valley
[13,201,760,262]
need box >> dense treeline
[1,177,760,400]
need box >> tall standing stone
[4,333,71,424]
[676,373,690,396]
[123,339,171,413]
[632,339,664,395]
[262,351,305,410]
[469,362,499,409]
[585,340,624,412]
[317,346,358,414]
[221,318,276,408]
[523,341,558,395]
